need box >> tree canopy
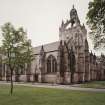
[1,22,34,94]
[87,0,105,49]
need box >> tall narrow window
[47,55,57,73]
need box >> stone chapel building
[0,6,105,84]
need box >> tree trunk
[10,68,13,95]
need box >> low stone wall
[44,74,57,83]
[19,75,27,82]
[73,73,79,83]
[2,75,35,82]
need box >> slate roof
[33,41,60,55]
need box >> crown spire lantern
[70,5,80,27]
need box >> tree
[86,0,105,49]
[1,22,34,95]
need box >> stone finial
[61,20,64,27]
[91,50,92,53]
[83,23,85,27]
[93,53,96,57]
[90,50,93,56]
[73,4,74,9]
[93,53,96,60]
[60,40,62,45]
[41,45,44,51]
[85,39,89,51]
[40,45,45,55]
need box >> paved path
[0,81,105,92]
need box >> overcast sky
[0,0,103,55]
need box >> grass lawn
[0,84,105,105]
[80,81,105,89]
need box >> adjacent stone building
[0,6,105,84]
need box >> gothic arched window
[47,55,57,73]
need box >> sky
[0,0,103,55]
